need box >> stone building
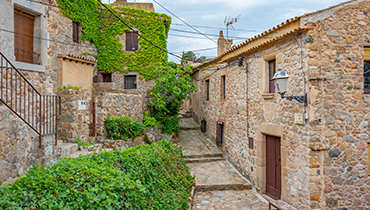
[0,0,97,182]
[191,0,370,209]
[0,0,169,182]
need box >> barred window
[125,75,137,89]
[364,47,370,94]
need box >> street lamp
[272,68,307,104]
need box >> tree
[182,51,210,62]
[148,62,196,135]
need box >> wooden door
[216,123,224,146]
[89,101,96,137]
[266,135,281,200]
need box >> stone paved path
[179,117,269,210]
[193,190,268,210]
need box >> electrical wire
[152,0,217,44]
[171,23,260,33]
[170,28,251,40]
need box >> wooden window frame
[101,73,112,83]
[249,137,254,149]
[364,47,370,94]
[268,60,276,93]
[205,79,210,101]
[124,75,137,89]
[221,75,226,100]
[14,9,35,64]
[126,31,139,52]
[73,21,80,44]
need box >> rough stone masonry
[191,0,370,209]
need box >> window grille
[125,75,137,89]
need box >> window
[364,47,370,94]
[14,10,35,64]
[201,120,207,132]
[73,21,80,43]
[126,31,138,52]
[125,75,137,89]
[221,75,226,99]
[249,137,254,149]
[268,60,276,93]
[205,79,210,100]
[102,73,112,83]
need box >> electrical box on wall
[78,100,87,110]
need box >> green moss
[57,85,82,91]
[57,0,171,79]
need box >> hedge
[0,140,194,209]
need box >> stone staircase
[180,129,252,192]
[178,119,269,209]
[58,140,79,157]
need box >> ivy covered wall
[56,0,171,80]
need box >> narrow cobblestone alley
[179,118,269,210]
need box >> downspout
[246,61,249,140]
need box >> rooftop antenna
[224,15,241,49]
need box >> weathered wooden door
[216,122,224,146]
[89,101,96,137]
[266,135,281,200]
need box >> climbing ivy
[57,0,171,79]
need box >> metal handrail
[0,52,60,148]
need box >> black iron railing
[0,52,60,148]
[15,48,41,65]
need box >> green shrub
[143,111,160,127]
[104,114,146,140]
[161,116,180,136]
[75,136,94,147]
[0,140,194,210]
[57,85,82,91]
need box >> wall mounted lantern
[272,68,307,104]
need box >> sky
[102,0,345,62]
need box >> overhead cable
[152,0,217,44]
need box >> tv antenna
[224,15,241,47]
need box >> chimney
[217,30,233,56]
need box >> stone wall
[193,34,311,209]
[192,1,370,209]
[58,90,92,143]
[93,80,149,139]
[304,1,370,209]
[0,103,62,182]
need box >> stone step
[184,156,224,163]
[1,177,19,186]
[183,152,223,159]
[188,160,252,192]
[67,148,114,158]
[195,182,252,192]
[58,141,79,158]
[181,113,192,118]
[179,118,199,130]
